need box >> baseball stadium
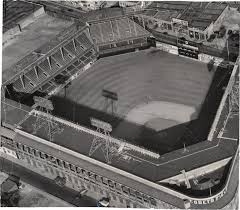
[1,1,239,209]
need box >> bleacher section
[4,25,98,94]
[89,16,152,55]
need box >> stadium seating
[10,28,97,94]
[25,69,38,84]
[89,16,150,46]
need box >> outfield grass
[52,49,218,154]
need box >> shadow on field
[50,95,191,155]
[50,59,233,156]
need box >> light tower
[32,96,63,142]
[89,118,118,164]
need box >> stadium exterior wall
[0,126,238,209]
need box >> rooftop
[3,0,42,33]
[141,2,228,30]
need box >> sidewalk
[0,155,97,207]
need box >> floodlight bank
[31,110,160,159]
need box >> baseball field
[51,48,216,154]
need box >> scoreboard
[177,40,199,59]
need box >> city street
[0,157,97,207]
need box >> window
[63,161,69,169]
[28,147,33,155]
[167,24,172,30]
[16,142,21,149]
[102,177,108,185]
[163,23,168,30]
[48,156,56,163]
[115,183,122,192]
[39,152,46,159]
[76,167,82,174]
[135,191,143,201]
[150,198,157,206]
[95,175,102,183]
[195,32,199,40]
[22,145,28,152]
[142,194,150,203]
[67,65,74,71]
[69,164,76,172]
[122,186,129,195]
[81,169,87,177]
[108,180,115,188]
[129,188,136,198]
[32,149,38,157]
[200,33,205,40]
[73,60,80,66]
[56,159,63,167]
[189,30,194,38]
[45,153,49,159]
[87,171,95,181]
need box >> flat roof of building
[3,0,42,33]
[141,2,227,30]
[2,13,73,84]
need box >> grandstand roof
[2,13,73,84]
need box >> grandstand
[3,22,98,95]
[85,6,152,55]
[89,16,151,55]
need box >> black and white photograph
[0,0,239,208]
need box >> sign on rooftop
[90,118,112,132]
